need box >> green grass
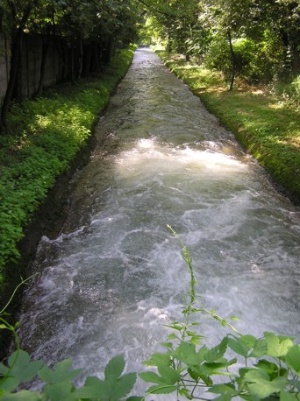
[157,51,300,204]
[0,46,136,281]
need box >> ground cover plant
[0,233,300,401]
[0,46,136,283]
[156,51,300,205]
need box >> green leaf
[166,323,184,331]
[189,334,204,345]
[264,332,294,358]
[75,376,106,399]
[2,350,43,384]
[143,352,171,367]
[78,372,137,401]
[160,342,173,350]
[157,365,180,385]
[109,373,137,401]
[0,390,43,401]
[167,333,177,340]
[139,371,164,384]
[188,366,213,386]
[205,337,228,362]
[244,368,286,398]
[0,378,20,393]
[209,383,237,397]
[44,381,75,401]
[173,342,206,365]
[286,345,300,374]
[146,384,177,395]
[228,334,266,359]
[38,359,81,384]
[228,336,251,358]
[256,359,287,380]
[251,337,268,358]
[280,390,300,401]
[105,355,126,380]
[0,363,9,376]
[203,359,237,375]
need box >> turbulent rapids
[18,49,300,388]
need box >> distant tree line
[139,0,300,90]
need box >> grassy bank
[157,51,300,204]
[0,45,136,283]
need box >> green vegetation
[1,235,300,400]
[0,0,142,127]
[1,1,300,397]
[157,51,300,204]
[0,46,136,282]
[140,0,300,89]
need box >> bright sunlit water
[18,49,300,394]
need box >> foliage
[274,75,300,103]
[141,0,300,87]
[140,233,300,400]
[0,46,136,281]
[0,233,300,400]
[0,351,140,401]
[0,275,141,401]
[0,0,142,128]
[204,36,280,84]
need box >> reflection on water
[18,49,300,390]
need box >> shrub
[204,35,280,84]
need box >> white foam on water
[17,49,300,399]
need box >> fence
[0,33,71,108]
[0,36,10,107]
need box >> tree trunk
[83,44,92,76]
[0,5,32,132]
[103,37,114,64]
[290,42,300,75]
[227,29,236,91]
[71,47,75,84]
[94,44,103,71]
[1,30,23,130]
[37,33,51,96]
[76,35,83,80]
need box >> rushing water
[19,49,300,389]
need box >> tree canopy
[1,0,300,129]
[139,0,300,87]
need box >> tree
[0,0,40,131]
[0,0,141,131]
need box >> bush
[204,35,280,84]
[273,75,300,104]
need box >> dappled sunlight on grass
[0,46,136,274]
[278,133,300,150]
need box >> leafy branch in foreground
[140,228,300,401]
[0,233,300,400]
